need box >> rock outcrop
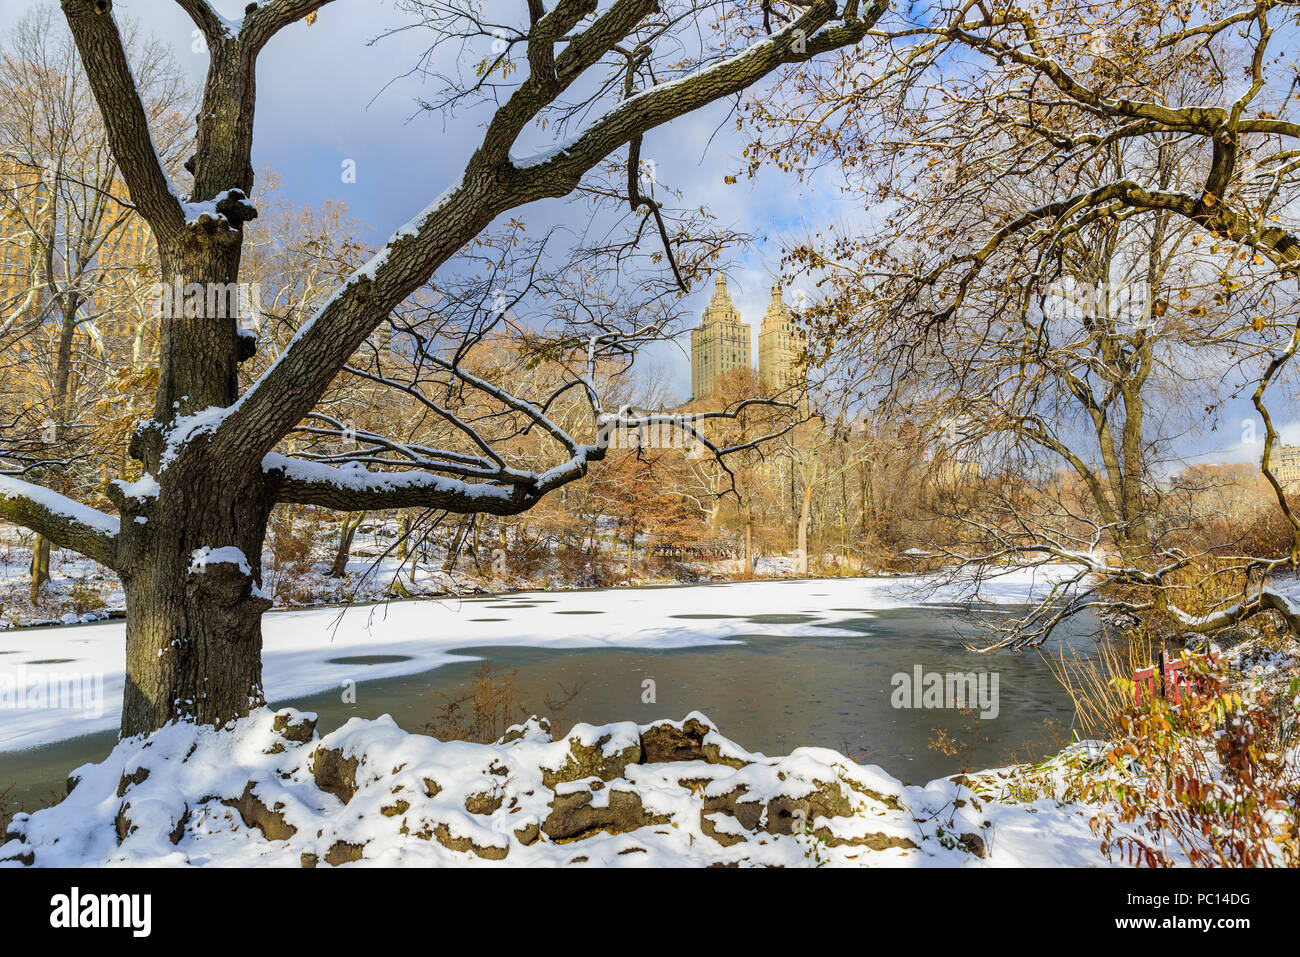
[2,707,1005,868]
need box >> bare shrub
[424,661,583,744]
[1044,626,1163,741]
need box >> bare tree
[753,0,1300,644]
[0,0,885,737]
[0,7,190,601]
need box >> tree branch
[241,0,338,53]
[0,475,119,569]
[60,0,185,242]
[211,0,877,474]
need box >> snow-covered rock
[0,708,1114,868]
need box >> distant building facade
[0,162,155,337]
[1274,444,1300,491]
[690,273,805,400]
[757,283,803,394]
[690,273,751,400]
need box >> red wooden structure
[1133,649,1227,706]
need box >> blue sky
[7,0,1294,470]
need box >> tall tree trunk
[796,483,812,575]
[29,534,51,604]
[34,296,79,600]
[625,516,635,582]
[52,296,78,418]
[329,512,364,578]
[742,518,754,579]
[112,231,268,737]
[397,509,411,559]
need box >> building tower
[690,273,751,400]
[757,283,804,396]
[1275,445,1300,491]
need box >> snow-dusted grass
[0,708,1114,868]
[0,569,1070,753]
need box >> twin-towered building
[689,273,804,400]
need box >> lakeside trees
[0,7,190,601]
[750,0,1300,646]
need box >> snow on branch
[266,452,541,515]
[0,474,119,569]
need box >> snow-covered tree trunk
[114,470,276,735]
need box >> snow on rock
[0,709,1114,868]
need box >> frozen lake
[0,573,1097,804]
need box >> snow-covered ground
[0,569,1068,753]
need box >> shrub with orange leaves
[1087,656,1299,867]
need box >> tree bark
[796,483,812,575]
[113,455,276,737]
[29,534,50,604]
[743,518,754,579]
[329,512,363,578]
